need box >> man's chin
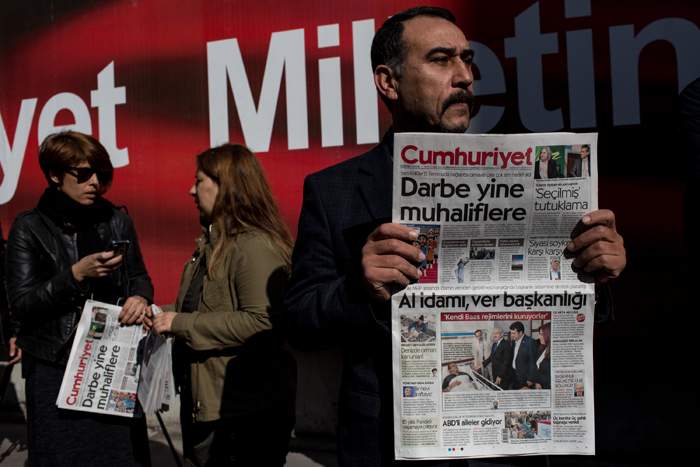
[439,119,471,133]
[438,109,471,133]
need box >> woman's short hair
[38,131,114,188]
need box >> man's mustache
[442,92,476,114]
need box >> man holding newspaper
[285,5,626,467]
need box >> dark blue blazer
[285,134,397,467]
[511,335,538,388]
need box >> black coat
[483,337,512,389]
[5,204,153,363]
[511,335,539,388]
[534,159,560,179]
[533,349,551,389]
[285,134,395,467]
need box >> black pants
[23,356,150,467]
[182,413,293,467]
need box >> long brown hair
[196,144,293,276]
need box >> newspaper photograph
[57,300,146,418]
[391,132,598,459]
[392,288,595,459]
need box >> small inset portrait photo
[534,146,563,180]
[549,256,561,281]
[566,144,591,178]
[88,307,108,339]
[574,382,585,397]
[403,385,417,398]
[511,254,524,271]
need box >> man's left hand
[567,209,626,283]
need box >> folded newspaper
[392,133,596,459]
[138,305,176,415]
[57,300,174,418]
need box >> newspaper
[137,305,176,414]
[57,300,146,417]
[391,133,597,459]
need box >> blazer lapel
[357,132,393,222]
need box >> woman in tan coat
[149,144,295,466]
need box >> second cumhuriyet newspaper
[57,300,175,418]
[392,132,597,459]
[57,300,146,417]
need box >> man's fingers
[366,266,412,290]
[582,209,616,229]
[572,240,622,269]
[367,238,424,263]
[581,255,625,277]
[567,225,622,253]
[568,209,617,246]
[364,252,422,280]
[368,223,419,242]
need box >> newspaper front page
[392,133,597,459]
[57,300,146,417]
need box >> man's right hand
[361,223,424,302]
[71,251,123,282]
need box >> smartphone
[109,240,130,257]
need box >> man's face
[551,259,560,272]
[581,146,590,160]
[474,330,482,340]
[492,330,501,342]
[510,328,524,341]
[447,363,459,375]
[392,16,474,133]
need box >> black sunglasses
[65,167,110,184]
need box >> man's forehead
[402,15,470,53]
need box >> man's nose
[452,60,474,90]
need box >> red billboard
[2,0,698,302]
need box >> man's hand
[362,223,424,302]
[6,337,21,365]
[567,209,626,284]
[71,251,123,282]
[151,312,178,336]
[118,295,148,325]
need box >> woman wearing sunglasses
[5,131,153,466]
[147,144,296,466]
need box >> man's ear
[374,65,399,102]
